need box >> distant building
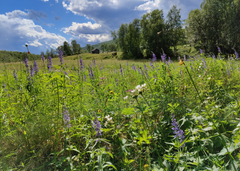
[92,49,100,54]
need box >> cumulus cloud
[0,10,67,53]
[42,0,49,2]
[62,0,201,31]
[5,9,47,21]
[62,0,145,29]
[62,22,106,35]
[79,34,111,42]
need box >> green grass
[0,53,240,170]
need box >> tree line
[111,5,184,60]
[186,0,240,55]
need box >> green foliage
[63,41,72,56]
[186,0,240,55]
[0,54,240,170]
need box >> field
[0,52,240,170]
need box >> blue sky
[0,0,202,54]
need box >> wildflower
[80,58,84,70]
[161,53,166,62]
[171,114,185,146]
[152,53,157,62]
[84,74,86,81]
[132,64,136,71]
[30,65,34,77]
[144,164,149,169]
[144,64,147,71]
[115,79,118,86]
[13,70,18,81]
[213,55,216,60]
[59,49,64,65]
[109,90,114,95]
[98,109,102,113]
[150,62,154,69]
[34,61,38,74]
[235,50,239,59]
[200,49,203,54]
[190,64,193,71]
[217,46,221,53]
[93,117,102,137]
[47,56,52,71]
[123,96,128,100]
[28,51,31,54]
[183,55,186,61]
[104,115,113,127]
[89,69,94,79]
[41,53,45,62]
[63,108,71,128]
[227,68,230,76]
[145,71,149,79]
[23,58,29,68]
[179,59,184,65]
[120,64,123,77]
[168,56,171,63]
[64,71,68,76]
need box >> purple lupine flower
[183,55,186,61]
[217,47,221,53]
[132,64,136,71]
[41,53,45,62]
[100,66,102,71]
[171,114,185,146]
[13,70,18,81]
[34,61,38,74]
[161,53,166,62]
[200,49,203,54]
[63,108,71,128]
[189,55,191,59]
[120,65,123,77]
[115,70,117,74]
[168,57,171,63]
[193,56,196,60]
[144,64,147,71]
[150,62,154,69]
[93,117,102,137]
[152,53,157,62]
[23,58,29,68]
[30,65,34,77]
[141,69,144,75]
[89,69,94,79]
[213,55,216,60]
[115,79,118,86]
[59,49,64,65]
[64,71,68,76]
[235,51,239,59]
[47,56,52,71]
[93,59,96,66]
[145,71,149,79]
[190,64,194,71]
[80,58,84,70]
[127,62,128,67]
[227,68,230,76]
[84,74,86,81]
[202,58,207,68]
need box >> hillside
[82,39,116,50]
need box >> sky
[0,0,202,55]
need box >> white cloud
[55,0,59,2]
[62,22,106,35]
[42,0,49,2]
[79,34,111,42]
[0,10,67,52]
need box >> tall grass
[0,53,240,170]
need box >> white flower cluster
[131,83,147,94]
[104,115,113,127]
[124,96,128,100]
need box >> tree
[140,9,172,58]
[108,43,117,52]
[117,23,129,58]
[71,40,81,54]
[101,44,105,52]
[86,44,92,53]
[166,5,183,54]
[46,49,50,56]
[186,0,240,54]
[63,41,72,56]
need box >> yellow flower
[24,131,26,135]
[144,164,149,169]
[179,59,184,65]
[110,90,114,94]
[98,109,102,113]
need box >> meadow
[0,52,240,170]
